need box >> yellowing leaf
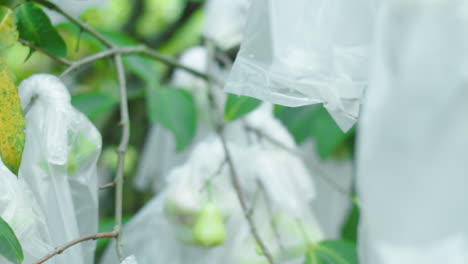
[0,6,18,48]
[0,56,25,175]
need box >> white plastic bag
[0,157,54,264]
[18,74,102,264]
[102,135,322,264]
[224,0,375,131]
[203,0,251,50]
[357,1,468,263]
[121,255,138,264]
[300,140,353,239]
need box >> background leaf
[275,105,354,159]
[340,200,360,244]
[148,87,197,151]
[314,240,358,264]
[0,56,25,175]
[15,2,67,58]
[0,6,18,48]
[71,92,118,120]
[224,94,261,122]
[0,216,23,264]
[0,1,23,8]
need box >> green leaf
[274,105,319,144]
[0,56,25,175]
[275,105,354,159]
[224,94,261,122]
[148,87,197,151]
[15,2,67,59]
[341,198,360,244]
[0,217,23,264]
[310,107,353,160]
[71,92,118,120]
[0,6,18,48]
[314,240,358,264]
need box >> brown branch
[99,181,116,191]
[113,54,130,261]
[122,0,145,35]
[204,41,276,264]
[147,1,202,47]
[59,45,213,82]
[33,232,117,264]
[19,39,72,66]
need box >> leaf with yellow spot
[0,56,25,175]
[0,6,18,49]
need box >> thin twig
[218,132,276,264]
[59,45,213,82]
[30,0,114,48]
[205,40,276,264]
[113,54,130,261]
[99,181,116,191]
[33,232,117,264]
[19,39,72,66]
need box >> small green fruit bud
[192,202,226,247]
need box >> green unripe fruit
[192,202,226,247]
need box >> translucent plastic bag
[18,74,102,264]
[357,2,468,263]
[102,135,322,264]
[0,157,54,264]
[224,0,375,131]
[121,255,138,264]
[203,0,251,50]
[300,140,353,239]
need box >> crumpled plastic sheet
[203,0,251,50]
[18,74,102,264]
[102,106,322,264]
[0,157,54,264]
[300,140,353,239]
[356,1,468,264]
[134,47,225,192]
[224,0,375,131]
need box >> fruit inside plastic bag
[18,74,102,264]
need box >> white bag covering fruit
[356,1,468,263]
[134,47,225,192]
[18,74,102,264]
[102,131,322,264]
[203,0,251,50]
[224,0,375,131]
[0,157,54,264]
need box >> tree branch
[204,41,276,264]
[33,232,117,264]
[113,54,130,261]
[59,46,213,81]
[147,1,202,47]
[19,39,72,66]
[122,0,144,35]
[29,0,114,48]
